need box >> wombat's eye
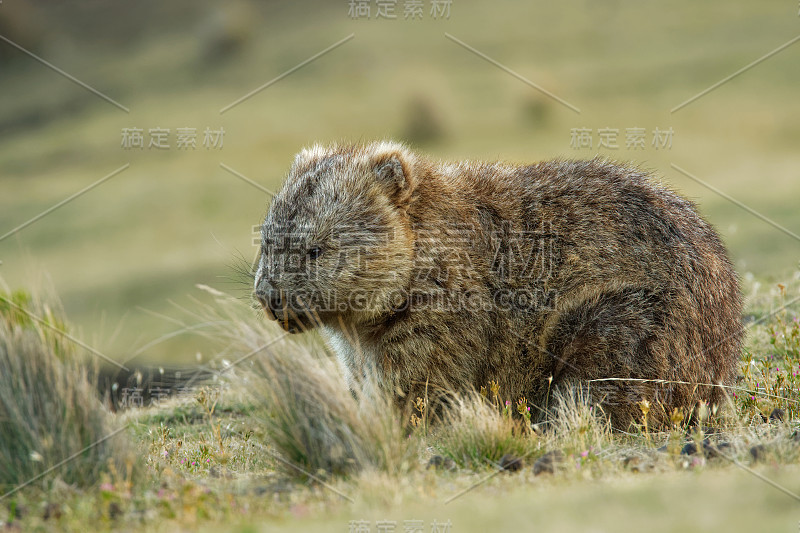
[308,246,323,260]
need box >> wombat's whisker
[295,295,324,331]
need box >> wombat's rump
[254,141,742,429]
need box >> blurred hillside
[1,0,799,365]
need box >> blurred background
[1,0,798,366]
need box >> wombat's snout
[265,290,285,319]
[254,285,312,334]
[253,286,282,321]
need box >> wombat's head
[254,142,418,333]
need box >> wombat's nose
[253,284,283,321]
[267,290,284,314]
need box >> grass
[737,276,800,421]
[434,392,539,468]
[242,353,417,478]
[175,286,419,479]
[1,275,799,531]
[0,287,135,498]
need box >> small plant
[241,348,417,478]
[548,387,612,457]
[435,390,536,468]
[196,387,225,457]
[409,396,427,434]
[639,398,651,438]
[185,287,420,479]
[516,397,533,434]
[489,380,501,407]
[735,282,800,419]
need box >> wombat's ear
[373,152,415,208]
[375,155,406,188]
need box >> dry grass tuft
[188,287,419,479]
[242,349,417,478]
[0,287,134,493]
[433,393,538,468]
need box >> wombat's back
[502,159,742,426]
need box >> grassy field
[2,1,800,531]
[1,274,800,532]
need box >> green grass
[434,392,540,468]
[0,287,135,495]
[2,276,799,531]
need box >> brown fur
[254,141,743,429]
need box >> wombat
[254,141,742,429]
